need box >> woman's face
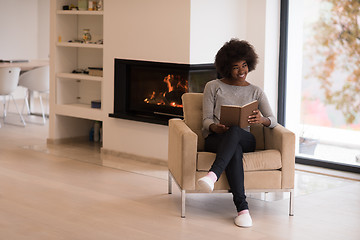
[230,60,248,82]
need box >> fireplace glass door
[111,59,217,125]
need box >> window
[281,0,360,172]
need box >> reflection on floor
[22,139,359,203]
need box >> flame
[144,91,156,104]
[144,74,188,108]
[163,74,174,92]
[177,80,188,92]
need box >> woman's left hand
[248,109,270,127]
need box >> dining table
[0,59,49,72]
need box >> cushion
[197,149,282,172]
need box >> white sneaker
[197,176,214,192]
[234,213,253,228]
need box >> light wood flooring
[0,115,359,240]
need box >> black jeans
[205,126,256,212]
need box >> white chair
[18,65,49,125]
[0,67,26,127]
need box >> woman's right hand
[209,123,229,134]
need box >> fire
[144,74,188,107]
[163,75,174,92]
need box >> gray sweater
[202,79,277,138]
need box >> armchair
[168,93,295,218]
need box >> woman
[198,39,277,227]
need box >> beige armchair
[168,93,295,218]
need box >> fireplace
[109,59,217,125]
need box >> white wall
[104,0,191,64]
[102,0,280,161]
[189,0,247,64]
[37,0,50,59]
[0,0,49,60]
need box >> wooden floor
[0,115,359,240]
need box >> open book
[220,100,259,128]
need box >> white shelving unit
[56,72,103,81]
[56,42,104,48]
[49,0,104,141]
[56,10,104,15]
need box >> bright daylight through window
[286,0,360,167]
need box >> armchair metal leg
[168,171,172,194]
[289,189,294,216]
[181,190,186,218]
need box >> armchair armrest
[168,118,198,190]
[264,125,295,189]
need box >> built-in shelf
[49,0,105,141]
[56,10,104,15]
[56,42,103,49]
[55,103,103,121]
[56,73,103,82]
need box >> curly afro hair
[215,39,259,79]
